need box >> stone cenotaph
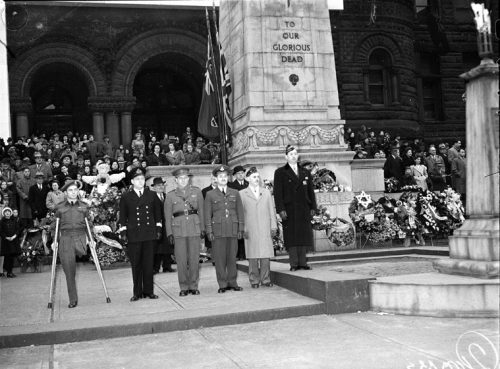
[219,0,354,184]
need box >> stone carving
[87,96,136,112]
[231,125,343,156]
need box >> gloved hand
[156,226,163,240]
[207,232,215,242]
[310,209,316,217]
[200,230,206,239]
[271,229,277,237]
[167,234,175,245]
[237,231,245,240]
[279,210,288,221]
[120,231,128,244]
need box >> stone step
[369,272,499,318]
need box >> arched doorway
[30,62,91,135]
[132,52,203,138]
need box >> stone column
[121,112,133,148]
[92,112,105,142]
[434,58,499,279]
[220,0,354,184]
[10,97,32,138]
[105,111,120,147]
[0,1,11,139]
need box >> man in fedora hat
[204,165,245,293]
[119,168,162,301]
[29,172,49,224]
[165,167,205,296]
[52,180,90,308]
[150,177,174,274]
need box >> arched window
[364,48,398,106]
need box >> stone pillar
[121,112,133,148]
[0,1,11,139]
[92,112,105,142]
[105,111,120,147]
[10,97,32,138]
[434,58,499,279]
[220,0,353,183]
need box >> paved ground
[0,313,498,369]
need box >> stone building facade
[5,0,498,145]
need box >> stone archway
[352,33,404,65]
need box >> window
[416,52,443,121]
[364,48,397,106]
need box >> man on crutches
[49,180,90,308]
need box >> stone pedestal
[433,59,499,279]
[220,0,348,183]
[350,159,386,197]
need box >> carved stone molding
[87,96,136,112]
[231,125,346,156]
[10,97,33,113]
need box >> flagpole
[205,7,227,165]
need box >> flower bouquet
[312,205,355,248]
[18,229,46,272]
[384,177,400,193]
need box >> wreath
[312,205,355,247]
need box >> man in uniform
[150,177,175,274]
[228,165,248,260]
[273,145,317,271]
[119,168,162,301]
[164,167,205,296]
[52,180,90,308]
[204,165,245,293]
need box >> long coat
[451,157,466,195]
[28,184,50,219]
[273,164,317,249]
[16,177,36,219]
[240,186,277,259]
[153,192,174,254]
[0,217,21,256]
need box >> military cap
[61,180,81,192]
[245,166,258,177]
[172,167,192,177]
[232,165,245,175]
[212,165,230,177]
[130,167,146,179]
[152,177,166,186]
[285,145,296,155]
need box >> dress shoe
[251,284,259,288]
[163,267,175,273]
[179,290,189,297]
[217,288,226,293]
[262,282,274,287]
[289,267,298,272]
[143,293,159,299]
[299,265,312,270]
[68,301,78,308]
[6,273,16,278]
[190,289,200,295]
[228,286,243,291]
[130,295,141,302]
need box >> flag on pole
[214,29,232,131]
[197,38,220,138]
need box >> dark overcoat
[273,164,317,249]
[119,188,162,243]
[153,193,174,254]
[0,218,21,256]
[28,184,49,219]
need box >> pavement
[0,313,498,369]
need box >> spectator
[451,148,466,203]
[438,143,452,186]
[147,143,167,166]
[410,155,428,190]
[181,127,193,145]
[159,133,171,153]
[45,179,66,211]
[16,167,35,228]
[86,134,101,164]
[29,151,53,182]
[0,207,21,278]
[147,135,158,155]
[131,132,145,157]
[184,143,201,165]
[425,145,446,192]
[447,140,461,163]
[165,143,185,165]
[102,136,115,158]
[0,180,15,208]
[383,146,403,183]
[401,147,415,169]
[29,172,49,223]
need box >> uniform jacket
[54,199,89,233]
[202,185,216,199]
[16,176,36,219]
[240,186,277,259]
[165,185,205,238]
[119,188,162,243]
[204,187,244,238]
[273,163,317,249]
[228,179,248,191]
[28,183,50,219]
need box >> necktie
[222,188,225,195]
[139,191,142,197]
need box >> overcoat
[16,177,36,219]
[273,164,317,249]
[119,188,162,243]
[451,156,466,195]
[0,217,21,256]
[240,186,277,259]
[28,184,49,219]
[153,193,174,254]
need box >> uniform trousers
[174,236,201,290]
[127,240,155,297]
[59,232,87,304]
[212,237,238,288]
[288,246,307,268]
[248,258,271,285]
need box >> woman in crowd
[147,143,167,166]
[131,132,145,157]
[46,179,66,211]
[165,142,185,166]
[0,207,21,278]
[410,155,428,190]
[401,147,415,169]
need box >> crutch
[47,218,60,309]
[85,218,111,303]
